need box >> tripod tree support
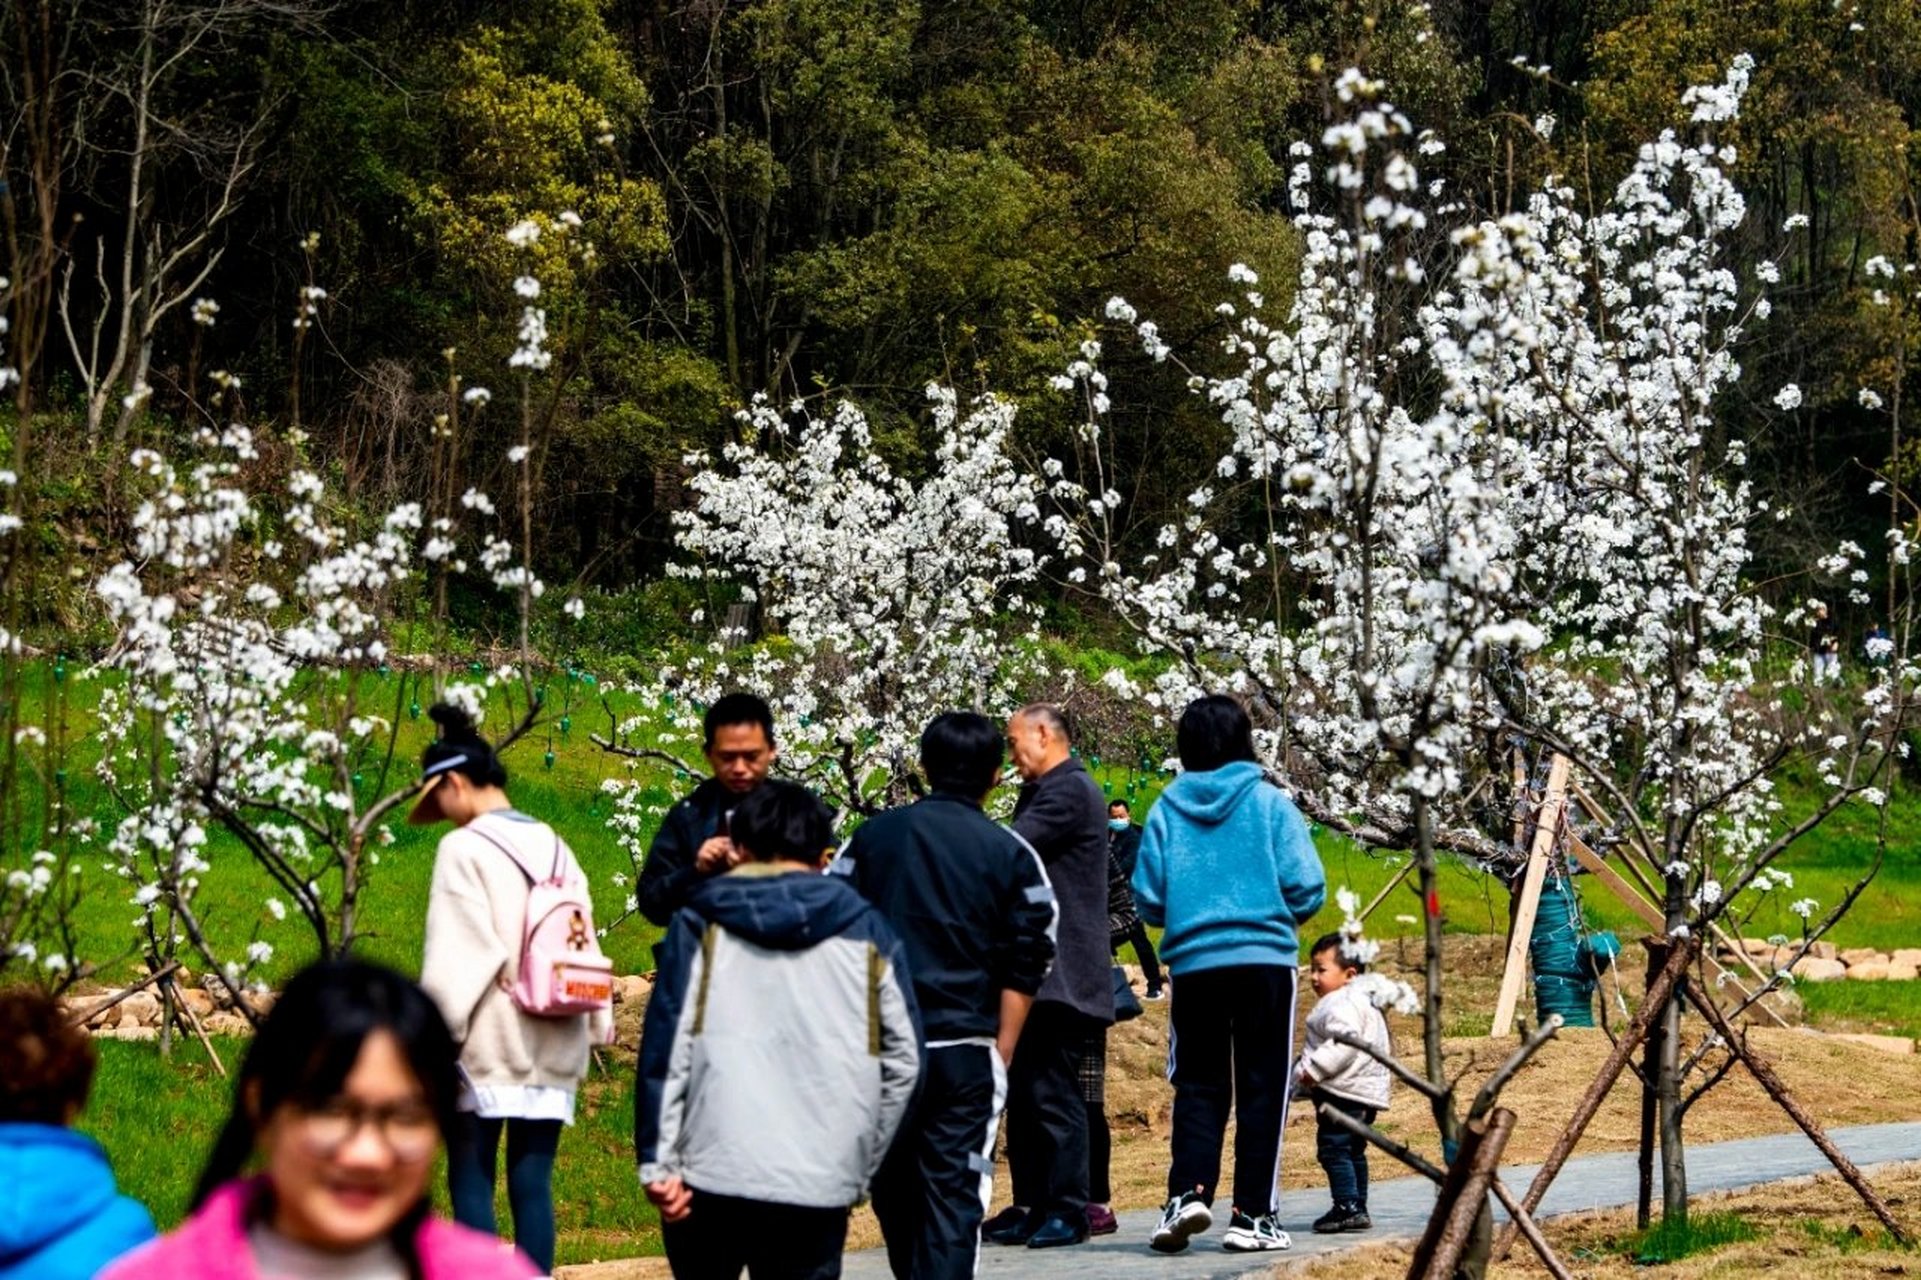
[1492,937,1693,1263]
[1682,978,1909,1244]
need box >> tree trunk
[1657,976,1687,1222]
[1636,935,1668,1228]
[1657,870,1689,1226]
[1414,793,1459,1151]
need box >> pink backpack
[470,821,614,1018]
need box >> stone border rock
[1722,939,1921,983]
[60,969,657,1042]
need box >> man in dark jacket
[983,703,1112,1249]
[836,712,1057,1280]
[635,693,778,927]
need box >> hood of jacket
[0,1124,123,1262]
[1156,760,1268,827]
[690,865,870,950]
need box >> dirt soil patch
[1281,1162,1921,1277]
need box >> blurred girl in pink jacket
[103,959,537,1280]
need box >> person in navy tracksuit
[835,712,1058,1280]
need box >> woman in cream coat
[413,703,610,1275]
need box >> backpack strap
[462,819,542,885]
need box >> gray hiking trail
[841,1122,1921,1279]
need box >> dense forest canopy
[3,0,1918,640]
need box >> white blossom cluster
[600,385,1048,891]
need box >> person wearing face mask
[102,958,540,1280]
[1106,799,1162,1001]
[412,703,612,1276]
[635,694,781,927]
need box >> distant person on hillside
[103,958,540,1280]
[1132,695,1326,1255]
[1811,603,1842,685]
[1295,934,1390,1235]
[414,703,612,1275]
[0,986,154,1280]
[636,693,780,926]
[638,780,920,1280]
[835,711,1058,1280]
[1107,798,1163,999]
[982,704,1111,1250]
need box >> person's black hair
[920,711,1004,799]
[703,692,776,749]
[191,958,462,1272]
[1108,797,1131,814]
[1310,932,1365,973]
[1175,694,1259,773]
[729,778,833,863]
[422,703,508,788]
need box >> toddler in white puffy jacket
[1295,934,1391,1234]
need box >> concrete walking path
[839,1122,1921,1278]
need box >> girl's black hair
[423,702,508,789]
[1176,694,1260,773]
[191,959,462,1270]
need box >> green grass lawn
[81,1040,658,1268]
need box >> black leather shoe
[983,1208,1041,1246]
[1025,1213,1090,1249]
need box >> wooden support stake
[162,975,227,1079]
[1492,755,1570,1037]
[1567,831,1789,1029]
[1492,1178,1576,1280]
[1413,1108,1517,1280]
[65,963,182,1028]
[1359,858,1417,924]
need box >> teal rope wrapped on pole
[1529,874,1599,1027]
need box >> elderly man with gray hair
[980,703,1113,1250]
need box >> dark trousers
[872,1043,1005,1280]
[1116,922,1164,992]
[662,1189,850,1280]
[447,1114,563,1273]
[1314,1092,1377,1207]
[1005,1001,1098,1216]
[1166,964,1298,1214]
[1080,1031,1110,1205]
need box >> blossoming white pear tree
[84,216,594,1020]
[593,386,1049,924]
[1051,55,1913,1240]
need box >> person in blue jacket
[0,985,155,1279]
[1131,695,1326,1257]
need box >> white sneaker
[1150,1191,1213,1253]
[1222,1210,1292,1252]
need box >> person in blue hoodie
[636,780,921,1280]
[0,985,155,1280]
[1131,695,1326,1257]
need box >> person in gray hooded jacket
[637,780,921,1280]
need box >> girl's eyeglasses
[294,1098,439,1164]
